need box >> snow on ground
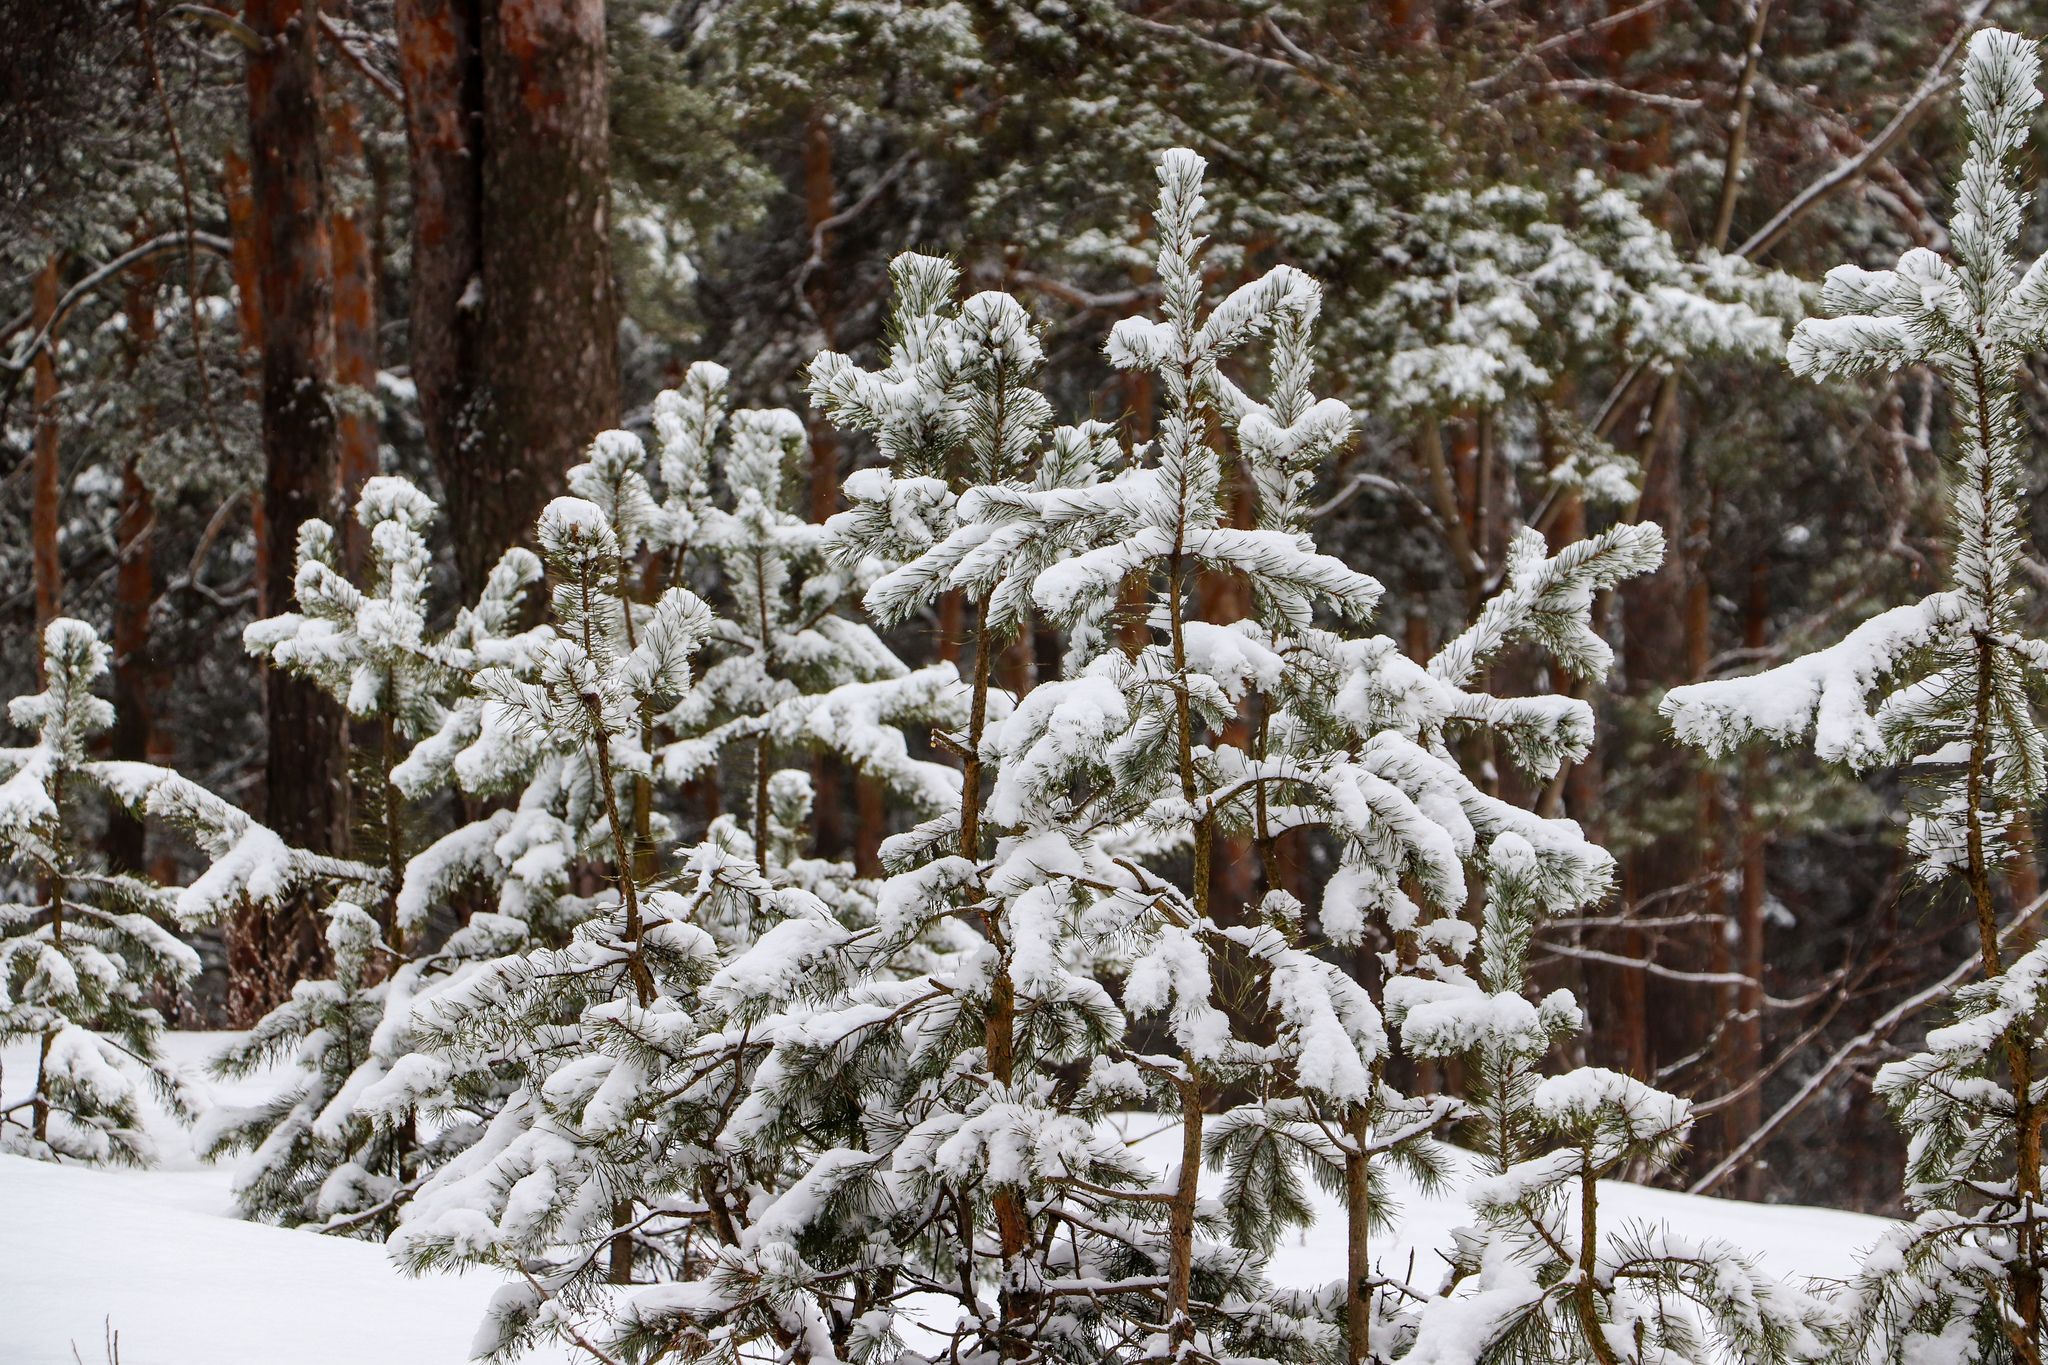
[2,1034,1892,1365]
[0,1032,575,1365]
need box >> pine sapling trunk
[616,555,658,887]
[381,715,406,956]
[960,592,994,861]
[32,1030,53,1144]
[1166,1072,1204,1359]
[960,593,1032,1355]
[754,732,771,876]
[1574,1150,1621,1365]
[576,562,652,1005]
[1167,556,1210,916]
[609,1199,635,1284]
[1344,1101,1374,1365]
[1968,633,2044,1361]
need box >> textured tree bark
[395,0,483,564]
[223,149,265,350]
[329,95,381,572]
[31,253,62,647]
[244,0,348,1004]
[467,0,619,587]
[398,0,617,591]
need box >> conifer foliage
[0,620,201,1162]
[1664,29,2048,1365]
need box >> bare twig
[793,149,920,324]
[168,492,245,598]
[1735,0,1991,260]
[1534,939,1759,988]
[1470,0,1679,91]
[162,2,256,46]
[1125,13,1312,81]
[317,13,406,108]
[1495,79,1704,112]
[1008,271,1155,315]
[2,230,232,374]
[1708,0,1773,253]
[1688,887,2048,1195]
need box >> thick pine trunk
[469,0,618,586]
[400,0,618,592]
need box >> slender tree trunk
[32,253,62,648]
[1728,557,1771,1197]
[1344,1103,1373,1365]
[244,0,347,1006]
[108,250,163,875]
[854,771,884,877]
[1166,1075,1204,1358]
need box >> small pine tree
[390,490,742,1360]
[647,361,955,882]
[1663,28,2048,1365]
[0,620,201,1163]
[1387,834,1839,1365]
[207,476,551,1232]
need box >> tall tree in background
[398,0,619,592]
[244,0,348,997]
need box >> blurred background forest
[2,0,2037,1212]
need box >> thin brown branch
[1735,0,1991,260]
[1689,887,2048,1194]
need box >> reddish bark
[395,0,484,568]
[1730,557,1772,1197]
[329,95,381,572]
[396,0,619,591]
[223,150,265,351]
[107,249,164,875]
[473,0,619,584]
[244,0,349,1001]
[854,773,884,879]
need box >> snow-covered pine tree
[384,491,755,1358]
[2,616,387,1166]
[1663,28,2048,1364]
[1386,833,1839,1365]
[646,362,961,907]
[198,476,553,1233]
[1194,528,1672,1361]
[614,246,1166,1365]
[0,619,202,1163]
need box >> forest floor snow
[3,1033,1890,1365]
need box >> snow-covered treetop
[1665,28,2048,879]
[246,477,547,743]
